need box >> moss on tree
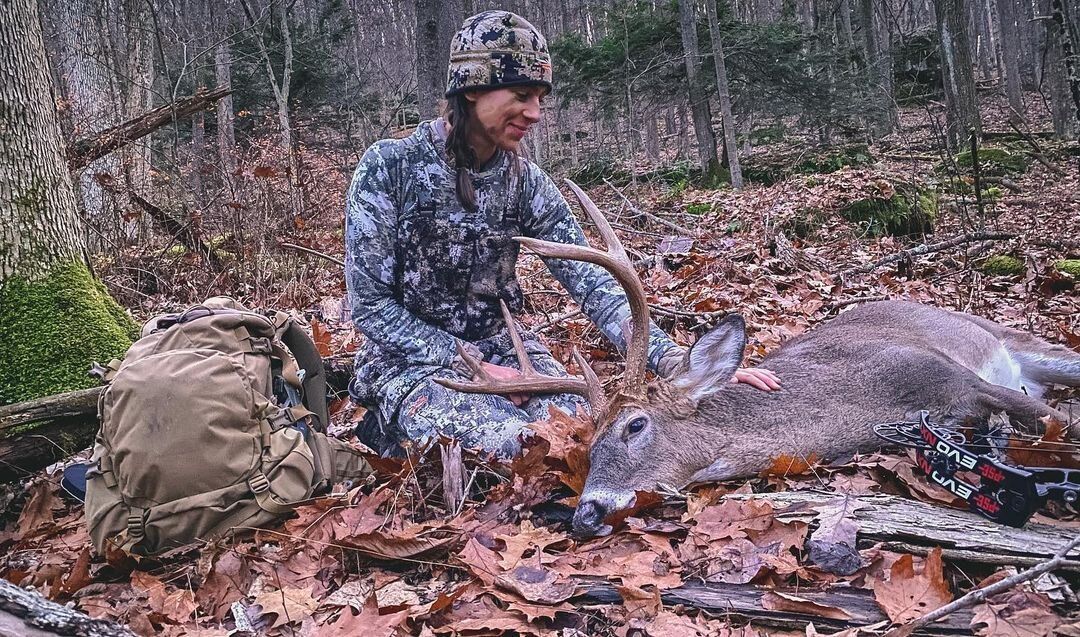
[839,186,937,237]
[946,148,1028,177]
[0,260,136,405]
[979,255,1026,276]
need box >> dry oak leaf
[760,453,821,477]
[617,584,663,619]
[619,610,713,637]
[971,590,1062,637]
[16,480,62,537]
[688,498,775,543]
[130,571,198,625]
[871,548,953,623]
[495,564,576,605]
[252,586,319,629]
[761,591,854,621]
[195,550,252,621]
[457,536,502,586]
[316,594,409,637]
[495,520,568,570]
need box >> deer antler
[513,179,651,394]
[435,300,609,414]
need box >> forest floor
[2,95,1079,636]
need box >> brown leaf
[806,496,867,575]
[56,547,93,598]
[132,571,198,624]
[316,594,409,637]
[871,549,953,623]
[195,551,251,621]
[16,481,62,537]
[703,538,768,584]
[310,317,333,357]
[689,498,775,542]
[253,587,319,629]
[971,590,1062,637]
[458,536,501,586]
[495,564,575,605]
[760,453,821,477]
[496,520,568,570]
[617,584,662,618]
[761,591,854,620]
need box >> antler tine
[571,347,608,416]
[435,302,595,401]
[513,178,651,391]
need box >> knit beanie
[445,10,553,97]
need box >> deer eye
[626,417,646,435]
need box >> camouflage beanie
[445,11,553,97]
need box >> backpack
[84,297,372,556]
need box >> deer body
[441,179,1080,537]
[575,300,1080,535]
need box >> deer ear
[675,314,746,400]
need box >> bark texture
[933,0,981,149]
[0,0,85,282]
[415,0,452,120]
[704,0,744,188]
[677,0,722,180]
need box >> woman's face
[466,86,546,154]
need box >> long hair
[444,94,479,212]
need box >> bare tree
[933,0,981,149]
[704,0,744,188]
[677,0,722,181]
[415,0,453,120]
[996,0,1025,121]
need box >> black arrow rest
[873,411,1080,526]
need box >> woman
[345,10,778,457]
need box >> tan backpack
[85,297,371,556]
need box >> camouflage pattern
[446,11,552,97]
[344,119,679,456]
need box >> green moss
[840,185,936,237]
[784,207,828,239]
[164,245,188,257]
[1054,260,1080,277]
[980,255,1025,276]
[686,202,713,215]
[0,260,136,405]
[744,145,875,186]
[947,148,1028,177]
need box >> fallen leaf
[971,590,1062,637]
[762,591,854,620]
[495,564,575,604]
[806,496,867,575]
[253,587,319,629]
[617,584,662,618]
[16,481,61,537]
[871,549,952,623]
[315,594,409,636]
[761,453,821,477]
[458,536,502,586]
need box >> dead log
[66,87,230,171]
[840,232,1018,278]
[727,491,1080,570]
[0,579,134,636]
[129,192,222,268]
[576,580,972,634]
[0,388,102,482]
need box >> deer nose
[572,499,608,536]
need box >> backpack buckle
[246,337,273,354]
[126,509,147,540]
[248,473,271,495]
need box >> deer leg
[975,381,1074,437]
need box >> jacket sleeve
[520,168,681,372]
[344,143,464,368]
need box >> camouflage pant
[354,328,587,457]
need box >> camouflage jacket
[344,120,679,414]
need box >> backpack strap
[269,312,329,433]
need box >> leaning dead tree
[0,578,134,637]
[66,87,231,171]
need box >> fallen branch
[1008,121,1065,176]
[603,179,694,236]
[67,87,231,171]
[840,232,1017,278]
[0,578,135,636]
[130,193,222,268]
[0,387,102,482]
[885,532,1080,635]
[279,242,345,267]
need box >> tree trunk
[996,0,1025,121]
[858,0,895,136]
[415,0,452,121]
[0,0,134,406]
[933,0,981,150]
[677,0,721,181]
[0,578,134,637]
[704,0,744,188]
[215,35,238,186]
[1046,0,1080,139]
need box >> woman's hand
[481,362,531,406]
[731,367,782,391]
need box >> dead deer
[443,180,1080,537]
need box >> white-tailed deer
[443,180,1080,537]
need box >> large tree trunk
[215,38,237,188]
[933,0,981,150]
[677,0,722,181]
[0,0,134,406]
[704,0,744,188]
[1045,0,1080,139]
[415,0,452,121]
[858,0,896,136]
[996,0,1025,121]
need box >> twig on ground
[603,178,694,236]
[840,232,1017,278]
[828,295,889,310]
[279,242,345,267]
[1008,121,1065,176]
[883,532,1080,636]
